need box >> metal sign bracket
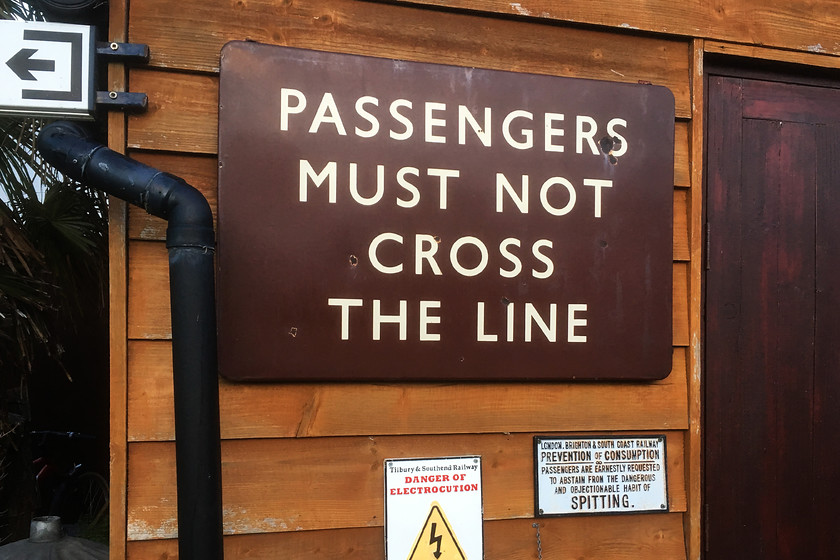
[94,40,150,113]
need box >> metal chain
[532,522,543,560]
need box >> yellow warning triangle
[407,502,467,560]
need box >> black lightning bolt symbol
[429,522,443,559]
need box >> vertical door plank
[704,75,746,557]
[771,122,816,559]
[733,116,781,560]
[814,124,840,558]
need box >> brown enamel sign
[217,42,674,381]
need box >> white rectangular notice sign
[0,20,95,118]
[534,435,668,516]
[385,456,483,559]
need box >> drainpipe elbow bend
[160,178,215,251]
[37,121,215,251]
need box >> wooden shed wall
[107,1,840,558]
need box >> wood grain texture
[127,434,685,539]
[672,262,689,346]
[127,340,688,442]
[686,40,704,560]
[394,0,840,57]
[126,241,170,339]
[108,1,129,557]
[107,183,129,559]
[128,0,690,117]
[674,188,690,262]
[675,121,690,187]
[127,70,218,153]
[126,514,686,559]
[813,124,840,560]
[705,41,840,68]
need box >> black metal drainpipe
[37,121,224,560]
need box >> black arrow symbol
[429,522,443,559]
[6,48,55,81]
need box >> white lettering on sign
[327,299,588,343]
[535,436,668,516]
[299,160,459,210]
[279,89,629,154]
[365,233,557,279]
[281,88,638,348]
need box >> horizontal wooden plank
[674,120,689,187]
[127,514,686,558]
[128,240,691,345]
[126,241,170,339]
[127,69,218,153]
[705,41,840,69]
[673,262,689,346]
[127,152,218,240]
[129,0,690,116]
[128,340,688,441]
[395,0,840,57]
[674,189,690,262]
[127,433,685,539]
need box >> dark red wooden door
[705,75,840,559]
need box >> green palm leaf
[0,4,107,370]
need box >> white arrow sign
[0,20,94,119]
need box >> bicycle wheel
[60,471,110,541]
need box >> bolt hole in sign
[385,456,483,559]
[217,42,674,382]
